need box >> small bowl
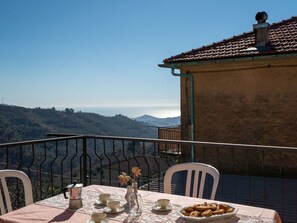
[107,200,120,212]
[91,212,106,223]
[99,193,111,204]
[156,198,170,209]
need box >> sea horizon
[57,106,180,119]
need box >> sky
[0,0,296,117]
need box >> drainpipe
[171,68,195,162]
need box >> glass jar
[125,185,133,203]
[128,182,142,216]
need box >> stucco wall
[180,56,297,147]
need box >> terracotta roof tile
[163,16,297,64]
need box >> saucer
[103,206,125,214]
[85,219,108,223]
[152,204,172,212]
[94,199,108,206]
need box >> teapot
[63,180,83,209]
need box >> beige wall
[180,56,297,147]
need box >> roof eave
[159,53,297,69]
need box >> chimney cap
[255,11,268,24]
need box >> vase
[125,185,133,203]
[128,182,142,216]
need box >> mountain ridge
[134,114,180,127]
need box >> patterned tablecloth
[37,185,278,223]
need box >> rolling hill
[0,104,157,143]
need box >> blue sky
[0,0,296,116]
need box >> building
[160,12,297,152]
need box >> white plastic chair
[164,162,220,200]
[0,170,33,214]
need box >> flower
[118,167,141,186]
[132,167,141,178]
[118,172,131,185]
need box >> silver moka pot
[63,181,83,209]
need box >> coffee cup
[91,212,106,223]
[99,193,111,204]
[107,200,120,212]
[156,199,170,209]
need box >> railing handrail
[47,133,297,150]
[1,133,296,151]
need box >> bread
[213,208,225,215]
[201,209,213,217]
[189,210,201,217]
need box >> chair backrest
[0,170,33,214]
[164,162,220,200]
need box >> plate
[152,204,172,212]
[85,219,108,223]
[103,206,125,214]
[179,203,238,222]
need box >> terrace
[0,133,296,223]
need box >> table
[0,185,282,223]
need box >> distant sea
[57,106,180,118]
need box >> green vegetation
[0,104,157,143]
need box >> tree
[65,108,74,114]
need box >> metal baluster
[94,138,103,185]
[13,145,21,209]
[18,145,23,170]
[70,139,78,182]
[153,142,161,192]
[82,137,87,186]
[247,148,251,204]
[232,147,236,203]
[5,147,9,169]
[39,142,47,200]
[217,146,222,201]
[102,139,111,185]
[50,141,58,196]
[86,143,91,186]
[133,141,140,167]
[61,140,69,189]
[122,140,129,174]
[142,141,150,190]
[280,150,285,220]
[28,144,35,178]
[112,139,121,186]
[263,148,267,209]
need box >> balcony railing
[0,134,297,223]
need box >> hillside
[134,114,180,127]
[0,104,157,143]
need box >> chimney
[253,11,270,47]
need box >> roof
[163,16,297,64]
